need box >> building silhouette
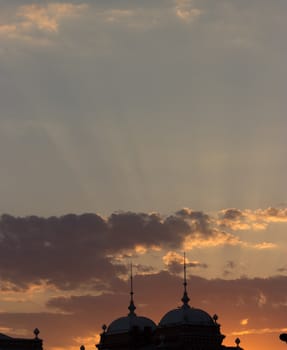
[0,328,43,350]
[96,258,243,350]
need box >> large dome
[107,314,156,334]
[105,266,156,335]
[159,254,215,328]
[159,305,215,327]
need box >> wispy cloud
[257,291,267,307]
[0,2,88,40]
[253,242,277,250]
[0,0,203,42]
[231,327,287,336]
[0,326,29,337]
[175,0,202,22]
[219,207,287,231]
[0,24,17,35]
[72,334,100,350]
[18,3,88,33]
[240,318,249,326]
[162,251,207,274]
[101,9,135,23]
[183,231,242,249]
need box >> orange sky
[0,209,286,350]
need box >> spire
[128,263,136,316]
[181,252,190,307]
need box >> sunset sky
[0,1,287,350]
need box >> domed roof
[107,314,156,334]
[159,305,214,327]
[159,253,215,328]
[105,264,156,335]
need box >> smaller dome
[107,315,156,334]
[159,305,214,327]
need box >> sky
[0,1,287,350]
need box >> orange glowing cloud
[0,2,88,40]
[162,251,207,275]
[72,334,100,350]
[134,245,147,255]
[162,251,184,265]
[219,207,287,232]
[253,242,277,250]
[18,3,88,33]
[183,231,242,250]
[240,318,249,326]
[231,327,287,336]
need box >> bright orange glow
[240,318,249,326]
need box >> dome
[159,253,215,328]
[159,305,215,327]
[105,264,156,335]
[107,314,156,334]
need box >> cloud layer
[0,207,282,290]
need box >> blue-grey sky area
[1,0,287,216]
[1,3,287,350]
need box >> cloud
[0,213,121,290]
[85,0,202,27]
[257,292,267,307]
[219,207,287,232]
[0,208,281,290]
[253,242,277,250]
[253,207,287,223]
[18,4,59,33]
[240,318,249,326]
[100,9,135,23]
[162,251,208,274]
[0,212,191,290]
[0,25,17,35]
[0,2,88,40]
[183,231,243,250]
[222,209,243,221]
[277,266,287,273]
[0,325,30,337]
[175,0,202,22]
[175,210,267,252]
[73,334,100,350]
[176,209,215,236]
[0,0,203,43]
[231,327,287,336]
[223,260,236,276]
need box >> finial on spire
[235,338,241,348]
[128,263,136,316]
[181,252,190,307]
[33,328,40,339]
